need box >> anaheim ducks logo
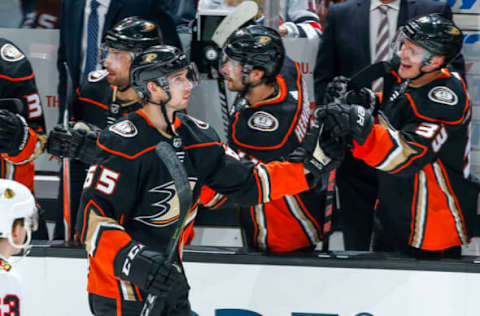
[256,36,271,45]
[448,26,461,35]
[143,22,156,32]
[109,120,138,137]
[1,43,25,62]
[144,53,157,63]
[428,86,458,106]
[134,179,197,227]
[247,111,279,132]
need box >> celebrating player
[47,17,162,240]
[201,25,327,253]
[76,44,339,315]
[0,179,39,315]
[321,14,471,258]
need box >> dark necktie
[83,0,100,82]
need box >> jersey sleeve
[0,41,47,165]
[76,156,136,280]
[352,96,470,177]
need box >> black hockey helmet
[130,45,199,100]
[400,14,463,65]
[103,16,163,53]
[222,25,285,81]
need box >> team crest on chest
[88,69,108,82]
[428,86,458,106]
[247,111,279,132]
[135,179,197,227]
[1,43,25,62]
[109,120,138,137]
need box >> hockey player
[202,25,326,253]
[0,38,47,192]
[0,179,38,316]
[77,44,339,315]
[47,17,162,240]
[321,14,470,258]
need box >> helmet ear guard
[0,179,38,252]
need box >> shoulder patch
[88,69,108,82]
[188,115,209,129]
[428,86,458,106]
[109,120,138,137]
[247,111,279,132]
[0,258,11,272]
[1,43,25,62]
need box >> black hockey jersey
[0,38,46,191]
[77,110,309,300]
[74,70,143,128]
[209,57,325,252]
[352,68,471,251]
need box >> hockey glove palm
[47,122,100,164]
[324,103,374,146]
[0,110,29,156]
[288,109,343,187]
[114,242,182,298]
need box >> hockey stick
[140,141,193,316]
[211,1,258,138]
[0,98,23,113]
[62,62,73,243]
[319,61,393,254]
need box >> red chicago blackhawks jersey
[0,38,47,192]
[202,57,324,253]
[74,70,143,128]
[77,110,309,301]
[352,68,471,251]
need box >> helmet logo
[256,36,271,45]
[144,53,157,63]
[4,188,15,199]
[143,22,155,32]
[448,27,461,35]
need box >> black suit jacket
[314,0,465,103]
[57,0,182,121]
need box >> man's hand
[114,242,182,298]
[47,122,99,164]
[323,103,374,145]
[288,108,344,186]
[0,110,29,155]
[323,76,349,104]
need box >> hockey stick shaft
[321,169,336,252]
[62,62,73,242]
[141,141,193,316]
[217,76,230,137]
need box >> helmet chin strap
[147,96,176,135]
[118,84,130,92]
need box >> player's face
[220,58,244,91]
[103,48,133,88]
[165,68,195,111]
[11,222,27,255]
[397,38,428,79]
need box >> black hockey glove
[288,109,343,187]
[0,109,29,156]
[323,76,349,104]
[47,122,100,165]
[344,87,378,110]
[323,103,374,146]
[114,242,182,298]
